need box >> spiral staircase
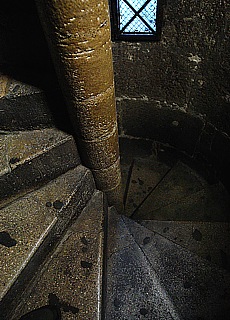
[0,118,230,319]
[1,0,230,318]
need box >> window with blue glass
[110,0,161,41]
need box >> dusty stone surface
[0,166,91,301]
[125,158,170,217]
[140,220,230,271]
[69,87,117,141]
[134,183,230,222]
[92,157,122,191]
[78,126,119,170]
[106,208,179,320]
[15,191,105,320]
[106,181,124,213]
[0,129,70,169]
[113,0,230,135]
[124,216,230,319]
[0,128,80,206]
[133,161,208,218]
[0,74,8,98]
[118,99,205,156]
[0,165,96,320]
[0,93,54,131]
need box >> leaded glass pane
[119,0,157,34]
[125,16,151,33]
[140,0,157,32]
[120,0,133,31]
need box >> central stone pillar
[36,0,123,211]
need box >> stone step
[105,208,181,320]
[0,166,95,320]
[0,92,54,131]
[123,216,230,320]
[132,161,211,220]
[134,183,230,222]
[13,191,105,320]
[124,158,170,217]
[119,137,156,201]
[0,128,80,207]
[140,220,230,271]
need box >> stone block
[120,100,204,155]
[0,128,80,206]
[0,166,96,319]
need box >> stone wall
[112,0,230,189]
[0,0,229,188]
[0,0,72,131]
[113,0,230,136]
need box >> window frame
[109,0,162,42]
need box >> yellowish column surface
[36,0,122,210]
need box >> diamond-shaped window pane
[140,0,157,32]
[119,0,157,34]
[124,16,151,33]
[120,0,133,30]
[127,0,145,11]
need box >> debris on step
[140,220,230,271]
[123,215,230,320]
[105,208,181,320]
[0,128,80,207]
[14,191,105,320]
[0,166,95,320]
[132,161,216,220]
[124,158,170,217]
[134,183,230,222]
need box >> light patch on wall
[188,54,202,64]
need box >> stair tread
[16,191,105,320]
[140,220,230,271]
[106,208,180,320]
[0,91,56,131]
[0,165,93,303]
[134,183,230,222]
[0,128,71,175]
[121,163,130,198]
[0,128,80,206]
[123,215,230,319]
[133,161,208,219]
[125,158,170,217]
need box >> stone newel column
[36,0,122,210]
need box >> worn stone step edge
[13,190,107,320]
[105,208,181,320]
[139,220,230,271]
[0,165,94,299]
[0,93,54,131]
[133,183,230,222]
[124,157,171,217]
[0,166,96,320]
[0,130,80,208]
[123,216,230,319]
[126,215,230,274]
[132,160,209,219]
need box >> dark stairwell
[1,0,230,319]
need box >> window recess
[109,0,161,41]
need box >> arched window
[109,0,161,41]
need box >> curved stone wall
[113,0,230,190]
